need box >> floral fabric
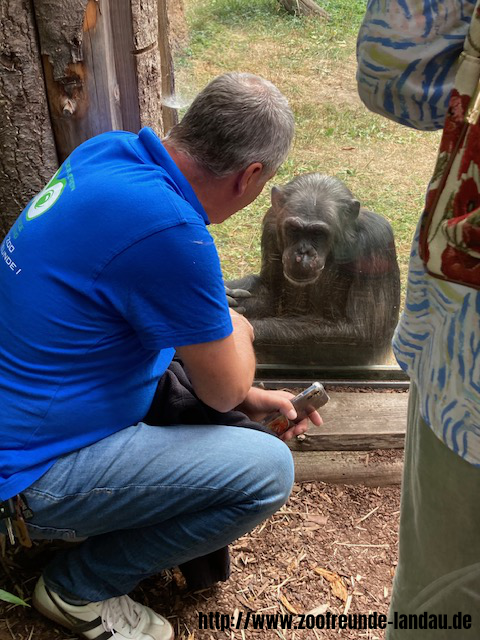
[419,35,480,287]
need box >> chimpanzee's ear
[271,185,285,209]
[346,199,361,221]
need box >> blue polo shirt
[0,127,233,500]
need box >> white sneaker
[33,576,174,640]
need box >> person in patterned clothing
[358,2,480,638]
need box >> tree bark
[278,0,329,19]
[33,0,166,162]
[130,0,163,131]
[0,0,174,235]
[0,0,58,238]
[34,0,122,161]
[166,0,188,54]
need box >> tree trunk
[1,0,174,235]
[33,0,166,162]
[278,0,329,19]
[166,0,188,54]
[0,0,58,238]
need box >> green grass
[179,0,368,67]
[186,0,367,35]
[176,0,441,292]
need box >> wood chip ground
[0,480,402,640]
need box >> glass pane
[174,0,441,368]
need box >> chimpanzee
[226,173,400,366]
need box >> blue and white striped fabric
[392,225,480,465]
[357,0,476,131]
[357,0,480,465]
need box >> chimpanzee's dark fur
[226,173,400,366]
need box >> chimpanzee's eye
[284,217,304,231]
[309,223,330,239]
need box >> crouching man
[0,72,322,640]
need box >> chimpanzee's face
[270,176,360,286]
[280,215,332,285]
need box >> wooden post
[33,0,167,162]
[0,0,58,237]
[158,0,179,133]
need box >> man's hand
[237,386,323,442]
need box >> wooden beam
[293,451,403,486]
[288,391,408,451]
[256,364,409,382]
[110,0,141,133]
[291,429,405,451]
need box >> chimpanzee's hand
[225,286,251,315]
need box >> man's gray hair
[165,72,295,178]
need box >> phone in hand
[261,382,329,436]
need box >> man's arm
[176,310,256,413]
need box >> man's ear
[236,162,263,196]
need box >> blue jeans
[19,422,294,602]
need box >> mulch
[1,479,402,640]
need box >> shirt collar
[138,127,210,224]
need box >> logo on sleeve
[26,168,66,221]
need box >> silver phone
[261,382,329,435]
